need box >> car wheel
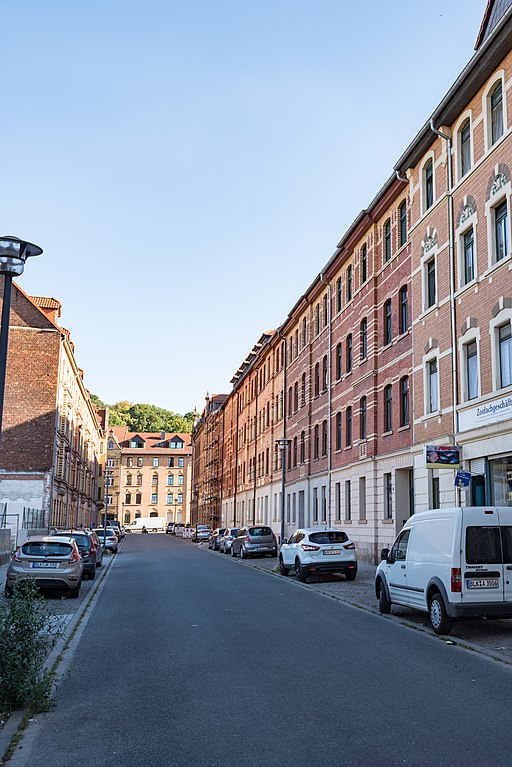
[279,556,290,576]
[240,546,246,559]
[429,591,453,635]
[88,569,96,581]
[378,583,391,614]
[345,571,357,581]
[231,546,237,557]
[69,582,81,598]
[294,558,308,583]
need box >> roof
[476,0,512,48]
[29,296,62,311]
[109,426,192,450]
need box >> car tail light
[451,567,462,592]
[12,547,21,562]
[90,544,97,556]
[70,548,80,563]
[301,544,321,551]
[343,542,355,550]
[244,536,251,542]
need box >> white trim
[453,109,474,182]
[455,197,478,291]
[458,325,481,403]
[483,71,507,153]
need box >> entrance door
[471,475,486,506]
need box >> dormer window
[129,437,145,449]
[169,437,184,450]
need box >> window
[399,201,407,247]
[302,316,307,346]
[428,358,439,413]
[314,362,320,396]
[127,457,133,467]
[499,322,512,388]
[315,303,320,335]
[126,474,132,485]
[346,265,353,302]
[360,318,367,360]
[360,397,367,440]
[465,340,479,400]
[399,377,409,427]
[178,457,184,468]
[359,476,367,522]
[335,412,342,451]
[293,437,297,468]
[336,343,342,379]
[153,458,159,467]
[177,493,183,504]
[301,372,307,405]
[178,475,184,486]
[167,474,174,485]
[384,385,392,432]
[170,438,184,449]
[346,406,352,447]
[336,277,342,313]
[137,457,143,467]
[314,425,319,460]
[300,431,305,463]
[321,421,327,457]
[167,493,173,504]
[384,219,391,262]
[313,487,318,523]
[151,493,157,504]
[460,119,471,177]
[495,201,508,262]
[108,441,114,450]
[426,257,436,308]
[424,159,434,210]
[125,492,131,505]
[344,480,351,521]
[323,294,328,327]
[384,473,393,519]
[152,473,158,485]
[384,300,392,345]
[346,334,353,373]
[294,382,299,412]
[135,492,142,504]
[335,482,341,521]
[167,457,174,468]
[136,474,142,485]
[361,245,367,283]
[399,286,408,333]
[463,228,475,284]
[322,356,328,391]
[491,81,504,145]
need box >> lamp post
[0,236,43,441]
[276,438,290,546]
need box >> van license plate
[466,578,499,589]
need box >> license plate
[466,578,499,589]
[324,549,341,556]
[32,561,58,569]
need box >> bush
[0,579,61,713]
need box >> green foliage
[0,580,61,713]
[89,393,105,408]
[91,395,195,433]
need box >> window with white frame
[498,321,512,389]
[423,158,434,212]
[490,81,504,146]
[459,119,471,178]
[153,457,159,467]
[462,227,475,285]
[464,339,479,400]
[494,200,508,262]
[426,357,439,413]
[425,256,436,309]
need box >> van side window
[502,527,512,563]
[390,529,411,562]
[466,527,501,564]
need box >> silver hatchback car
[231,526,277,558]
[5,535,84,597]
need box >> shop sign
[425,445,461,469]
[458,394,512,432]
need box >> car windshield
[229,529,239,536]
[309,531,349,544]
[248,527,272,537]
[22,541,73,557]
[69,535,90,547]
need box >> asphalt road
[8,534,512,767]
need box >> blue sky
[3,0,486,415]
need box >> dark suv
[231,526,277,558]
[51,530,103,579]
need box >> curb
[0,550,117,764]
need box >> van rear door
[462,507,504,605]
[496,508,512,604]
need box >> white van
[125,517,166,533]
[375,507,512,634]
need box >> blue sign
[455,470,472,489]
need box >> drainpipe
[429,121,459,439]
[233,390,239,527]
[319,274,332,526]
[252,374,259,525]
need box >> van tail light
[451,567,462,592]
[70,548,80,563]
[12,547,21,562]
[343,543,355,550]
[301,544,321,551]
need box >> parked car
[93,528,119,553]
[193,525,212,542]
[219,528,239,554]
[172,523,185,535]
[166,522,174,534]
[5,535,84,597]
[231,526,277,558]
[279,528,357,582]
[208,528,227,550]
[107,520,125,539]
[50,529,103,579]
[375,506,512,635]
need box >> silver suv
[231,526,277,558]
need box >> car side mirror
[381,547,390,560]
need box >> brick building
[108,428,193,526]
[0,283,103,529]
[192,1,512,561]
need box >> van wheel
[378,584,391,614]
[429,592,453,635]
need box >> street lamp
[0,236,43,441]
[276,438,290,546]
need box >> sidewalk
[192,538,512,664]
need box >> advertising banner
[425,445,461,469]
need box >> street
[7,533,512,767]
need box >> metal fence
[0,503,48,552]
